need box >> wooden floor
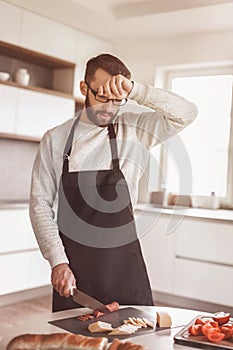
[0,294,51,331]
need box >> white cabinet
[0,84,18,133]
[173,258,233,306]
[173,216,233,307]
[0,209,37,253]
[16,88,75,137]
[174,218,233,265]
[135,211,176,293]
[0,1,21,45]
[0,209,50,296]
[135,209,233,308]
[21,10,77,62]
[0,251,50,295]
[0,84,75,137]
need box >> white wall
[116,30,233,85]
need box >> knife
[71,287,110,313]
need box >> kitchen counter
[0,201,29,209]
[135,203,233,222]
[0,305,211,350]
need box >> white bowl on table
[0,72,10,82]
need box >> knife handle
[70,286,76,296]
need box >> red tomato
[201,322,214,336]
[195,318,218,327]
[213,312,231,325]
[206,328,225,343]
[220,326,233,340]
[195,318,206,326]
[209,321,219,328]
[188,324,203,336]
[222,323,233,330]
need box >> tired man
[30,53,198,312]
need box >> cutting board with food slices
[49,307,156,340]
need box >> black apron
[53,116,153,312]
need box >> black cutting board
[49,307,156,340]
[174,315,233,350]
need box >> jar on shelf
[15,68,30,86]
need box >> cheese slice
[124,319,141,329]
[156,311,172,328]
[124,316,155,329]
[88,321,113,333]
[142,317,155,329]
[135,317,147,328]
[124,317,141,328]
[109,324,139,335]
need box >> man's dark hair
[84,53,131,84]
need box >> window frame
[154,63,233,208]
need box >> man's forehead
[91,68,113,88]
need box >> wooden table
[0,305,210,350]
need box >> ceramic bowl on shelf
[0,71,10,82]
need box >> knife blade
[71,287,110,313]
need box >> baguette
[108,338,145,350]
[6,333,108,350]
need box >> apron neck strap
[107,123,119,169]
[62,115,120,170]
[63,113,81,160]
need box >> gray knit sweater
[29,82,198,268]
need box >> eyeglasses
[85,82,128,106]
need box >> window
[149,65,233,207]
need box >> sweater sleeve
[127,81,198,149]
[29,130,69,269]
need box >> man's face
[84,68,120,127]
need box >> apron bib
[53,116,153,312]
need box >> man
[30,54,198,312]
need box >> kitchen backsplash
[0,137,149,204]
[0,138,39,202]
